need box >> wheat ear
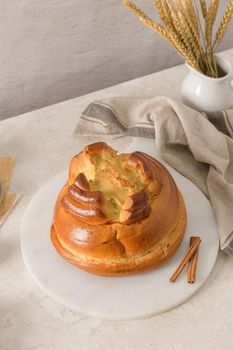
[205,0,219,50]
[154,0,175,33]
[199,0,207,18]
[183,0,199,33]
[168,33,200,70]
[165,1,188,45]
[123,0,170,42]
[214,0,233,47]
[123,0,199,70]
[176,2,200,53]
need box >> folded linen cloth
[0,157,18,226]
[76,96,233,256]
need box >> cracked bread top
[65,142,161,225]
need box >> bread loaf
[51,142,187,276]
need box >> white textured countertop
[1,50,233,350]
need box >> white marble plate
[20,138,219,320]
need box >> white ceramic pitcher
[181,56,233,113]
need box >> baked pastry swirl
[51,142,187,276]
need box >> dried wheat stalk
[214,0,233,47]
[154,0,175,33]
[199,0,207,18]
[123,0,233,78]
[123,1,169,41]
[181,0,199,35]
[176,1,200,54]
[161,1,177,34]
[205,0,219,50]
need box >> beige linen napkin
[76,96,233,256]
[0,157,18,226]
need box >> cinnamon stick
[187,236,200,283]
[170,236,201,282]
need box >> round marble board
[20,138,219,320]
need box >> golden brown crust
[62,195,108,224]
[51,192,186,276]
[127,152,154,181]
[74,173,90,191]
[68,183,103,206]
[50,142,187,276]
[122,189,148,211]
[119,202,151,224]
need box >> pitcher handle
[231,80,233,89]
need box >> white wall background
[0,0,232,120]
